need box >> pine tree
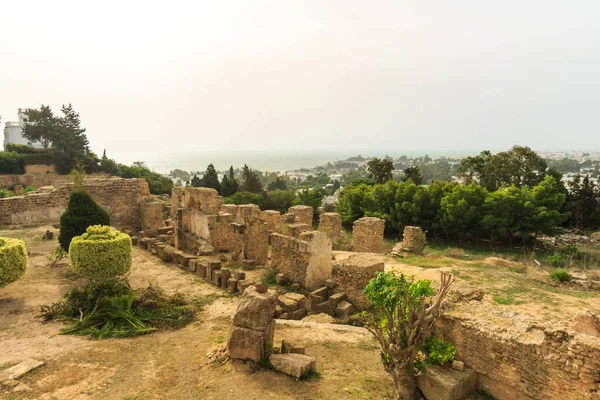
[202,164,221,192]
[240,164,263,194]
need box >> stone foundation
[288,205,313,227]
[271,231,332,290]
[351,217,384,253]
[318,212,342,240]
[331,254,384,310]
[0,178,150,231]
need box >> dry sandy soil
[1,226,399,400]
[3,225,594,399]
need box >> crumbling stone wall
[261,210,281,233]
[140,201,164,236]
[0,178,150,230]
[0,173,111,189]
[351,217,385,253]
[436,313,600,400]
[332,254,384,310]
[318,212,342,240]
[288,205,313,227]
[173,188,268,265]
[396,226,425,254]
[271,231,332,290]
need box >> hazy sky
[1,1,599,161]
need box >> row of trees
[337,176,570,245]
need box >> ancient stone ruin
[318,212,342,241]
[392,225,425,255]
[351,216,384,253]
[287,205,313,227]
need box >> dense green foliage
[0,237,28,288]
[40,278,196,339]
[0,151,25,174]
[58,190,111,251]
[117,161,173,194]
[69,225,132,283]
[549,269,573,283]
[240,164,263,194]
[567,174,600,229]
[338,176,569,243]
[367,158,394,184]
[421,337,456,366]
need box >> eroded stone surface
[269,353,316,379]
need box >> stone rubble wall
[436,313,600,400]
[0,173,111,189]
[140,201,164,236]
[0,178,150,231]
[318,212,342,240]
[288,205,313,228]
[271,231,332,290]
[351,217,385,253]
[261,210,281,233]
[331,255,384,310]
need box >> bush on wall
[0,237,28,288]
[58,190,110,252]
[69,225,132,283]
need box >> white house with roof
[2,108,42,150]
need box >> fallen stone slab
[417,365,477,400]
[269,353,316,379]
[0,359,45,382]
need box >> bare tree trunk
[391,369,419,400]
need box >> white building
[2,108,41,150]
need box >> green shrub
[0,188,14,199]
[22,186,36,194]
[547,253,564,268]
[0,237,28,288]
[225,191,266,209]
[0,151,24,174]
[58,190,110,252]
[550,269,573,283]
[4,144,37,154]
[69,225,132,283]
[422,337,456,366]
[560,245,580,259]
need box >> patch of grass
[357,340,379,351]
[261,265,279,285]
[549,269,573,283]
[40,279,197,339]
[300,369,321,380]
[193,293,230,308]
[0,361,18,372]
[492,294,514,305]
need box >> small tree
[240,164,263,194]
[367,158,394,184]
[22,105,57,159]
[59,190,110,252]
[362,271,453,400]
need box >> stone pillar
[227,286,276,362]
[351,217,384,253]
[318,212,342,240]
[288,205,313,228]
[140,202,164,236]
[14,185,24,196]
[395,226,425,254]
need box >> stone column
[351,217,385,253]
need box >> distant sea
[109,149,478,175]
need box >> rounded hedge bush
[59,190,110,252]
[0,237,28,288]
[69,225,132,283]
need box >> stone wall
[140,201,164,236]
[0,173,111,189]
[318,212,342,240]
[436,312,600,400]
[173,188,268,265]
[0,178,150,230]
[271,231,332,290]
[351,217,385,253]
[331,254,384,310]
[261,210,281,233]
[24,164,55,174]
[288,205,313,227]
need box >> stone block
[237,279,255,294]
[278,296,299,313]
[189,259,198,272]
[213,270,222,287]
[452,360,465,372]
[196,261,207,278]
[0,359,45,382]
[288,308,308,320]
[227,278,239,294]
[281,339,306,355]
[173,250,184,265]
[335,300,355,317]
[269,353,316,379]
[328,292,347,306]
[233,288,276,331]
[234,270,246,280]
[160,245,176,262]
[220,268,231,289]
[276,273,289,285]
[417,366,477,400]
[312,300,335,316]
[283,292,306,309]
[206,259,221,281]
[227,326,266,362]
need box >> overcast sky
[1,1,599,160]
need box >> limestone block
[281,339,305,355]
[318,212,342,240]
[220,268,231,289]
[570,310,600,337]
[206,259,221,281]
[196,261,207,278]
[335,300,355,317]
[269,353,316,379]
[0,359,45,382]
[288,205,313,227]
[160,245,176,262]
[232,287,276,331]
[213,270,222,286]
[417,365,477,400]
[227,326,266,362]
[227,278,239,294]
[140,201,164,236]
[351,217,384,253]
[278,296,299,313]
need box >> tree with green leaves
[53,104,90,173]
[267,176,288,191]
[402,166,423,185]
[567,174,600,229]
[190,174,202,187]
[361,271,453,400]
[201,163,221,192]
[438,183,487,243]
[240,164,263,194]
[367,158,394,184]
[22,105,57,159]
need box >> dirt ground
[3,226,592,399]
[1,226,398,400]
